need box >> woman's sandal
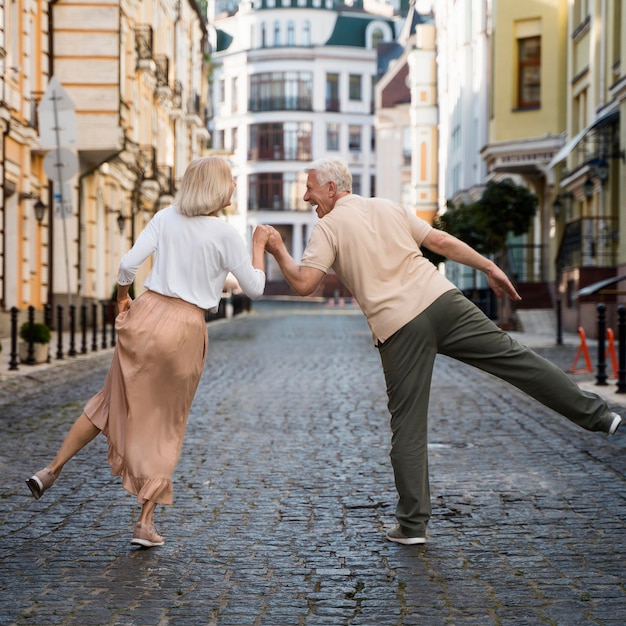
[26,468,57,500]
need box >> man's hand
[265,225,286,256]
[485,265,521,301]
[252,224,272,246]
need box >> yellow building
[480,0,568,311]
[547,0,625,336]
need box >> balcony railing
[501,243,549,283]
[154,55,169,87]
[135,25,153,61]
[556,216,618,274]
[248,96,313,112]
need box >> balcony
[248,96,313,112]
[556,216,618,274]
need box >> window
[402,127,411,165]
[231,76,238,113]
[326,123,340,151]
[287,21,295,45]
[352,174,361,195]
[518,36,541,108]
[349,125,361,151]
[303,20,311,46]
[249,122,312,160]
[371,28,384,50]
[249,72,313,111]
[274,21,281,46]
[349,74,362,101]
[326,73,339,111]
[248,173,308,211]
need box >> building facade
[374,4,437,225]
[0,0,209,333]
[208,0,404,293]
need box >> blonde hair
[306,157,352,193]
[175,157,234,216]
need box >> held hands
[253,224,284,257]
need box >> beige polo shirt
[301,194,456,343]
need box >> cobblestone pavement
[1,300,625,626]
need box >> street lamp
[583,177,594,199]
[33,199,47,222]
[552,196,562,219]
[595,159,609,183]
[117,212,126,234]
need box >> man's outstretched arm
[422,229,521,302]
[266,227,325,297]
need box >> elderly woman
[27,157,270,547]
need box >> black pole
[617,305,626,393]
[80,304,88,354]
[101,302,108,350]
[91,302,98,352]
[109,301,116,347]
[9,306,19,371]
[56,305,64,360]
[556,299,563,346]
[26,305,35,365]
[44,303,52,363]
[68,304,77,357]
[596,303,608,386]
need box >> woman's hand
[117,296,132,314]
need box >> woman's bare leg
[47,413,101,477]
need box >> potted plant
[19,321,51,364]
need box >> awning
[548,105,620,169]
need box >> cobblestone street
[1,300,625,625]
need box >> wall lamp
[117,212,126,234]
[19,192,47,222]
[552,192,572,219]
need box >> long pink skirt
[84,290,208,505]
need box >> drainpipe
[598,0,606,107]
[1,121,9,310]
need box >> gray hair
[306,157,352,193]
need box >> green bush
[20,322,51,344]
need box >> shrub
[20,322,51,344]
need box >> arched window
[303,20,311,46]
[274,21,281,46]
[287,21,295,45]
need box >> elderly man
[264,157,621,545]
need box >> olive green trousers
[377,289,614,537]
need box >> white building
[207,0,405,293]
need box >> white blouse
[117,205,265,311]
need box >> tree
[433,179,537,258]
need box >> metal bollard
[101,302,108,350]
[25,305,36,365]
[68,304,77,357]
[44,304,52,363]
[80,304,88,354]
[617,305,626,393]
[91,302,98,352]
[109,301,116,347]
[56,305,64,359]
[9,307,19,370]
[596,303,608,386]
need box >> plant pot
[19,342,49,364]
